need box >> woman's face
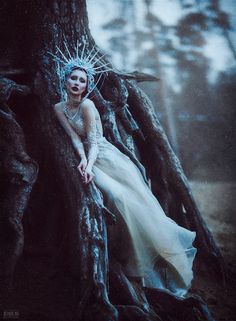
[66,69,87,97]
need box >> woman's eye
[80,78,85,83]
[71,76,77,80]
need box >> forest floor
[190,181,236,321]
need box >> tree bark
[0,0,225,320]
[0,77,38,307]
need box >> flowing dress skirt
[92,137,197,297]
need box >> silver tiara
[49,37,113,100]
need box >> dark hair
[71,66,87,74]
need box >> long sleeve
[84,102,98,163]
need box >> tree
[0,1,225,320]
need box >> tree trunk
[0,0,225,320]
[0,78,38,308]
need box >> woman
[52,44,196,297]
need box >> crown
[49,36,113,100]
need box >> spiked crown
[49,37,113,100]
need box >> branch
[118,70,160,82]
[0,77,31,103]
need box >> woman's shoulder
[80,98,95,109]
[81,99,99,119]
[80,98,97,114]
[54,101,66,113]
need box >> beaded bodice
[67,104,103,140]
[65,103,104,160]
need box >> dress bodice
[65,102,103,161]
[67,104,103,142]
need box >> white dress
[67,102,197,297]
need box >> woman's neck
[66,95,82,109]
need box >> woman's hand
[77,157,87,176]
[82,166,94,184]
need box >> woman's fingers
[83,171,94,184]
[87,174,92,184]
[78,167,94,184]
[84,171,88,184]
[77,162,86,176]
[77,165,83,176]
[86,172,94,184]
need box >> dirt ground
[190,181,236,321]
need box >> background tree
[91,0,236,181]
[0,0,226,320]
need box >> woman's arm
[82,100,98,183]
[54,103,87,175]
[83,100,98,168]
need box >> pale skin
[54,69,96,184]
